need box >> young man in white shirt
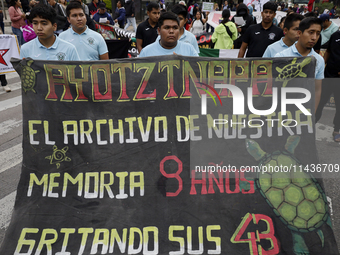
[20,3,79,60]
[59,1,109,61]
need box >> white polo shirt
[275,44,325,80]
[20,35,80,60]
[263,38,289,58]
[59,26,108,60]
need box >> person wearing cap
[93,2,115,25]
[179,1,186,6]
[59,1,108,60]
[231,3,255,49]
[275,17,324,111]
[238,2,284,58]
[319,13,339,48]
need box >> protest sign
[0,35,20,74]
[2,56,338,255]
[202,2,214,12]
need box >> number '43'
[230,213,279,255]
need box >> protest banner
[95,23,138,58]
[2,56,338,255]
[0,35,20,74]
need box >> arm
[136,38,143,53]
[211,31,217,43]
[9,7,24,21]
[237,42,248,58]
[231,23,238,41]
[100,53,109,60]
[107,14,115,25]
[315,79,322,112]
[323,49,330,64]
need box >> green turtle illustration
[45,145,71,169]
[246,136,332,255]
[275,58,311,87]
[20,60,39,93]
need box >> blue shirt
[155,29,200,54]
[275,44,325,79]
[93,12,114,25]
[139,40,199,57]
[20,35,80,60]
[59,26,108,61]
[263,38,289,58]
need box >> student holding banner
[139,12,198,57]
[263,13,304,57]
[275,17,324,111]
[20,4,80,60]
[59,1,108,60]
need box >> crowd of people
[0,0,339,141]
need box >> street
[0,71,339,252]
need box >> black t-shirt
[314,35,321,51]
[325,30,340,77]
[136,18,159,48]
[243,23,284,57]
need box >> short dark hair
[263,2,277,12]
[117,0,124,7]
[171,4,187,18]
[158,11,180,27]
[298,17,322,33]
[29,3,56,24]
[284,13,304,29]
[66,1,85,17]
[304,12,317,18]
[147,2,160,12]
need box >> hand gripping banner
[2,56,339,255]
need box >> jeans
[124,17,137,32]
[0,22,4,34]
[0,74,7,86]
[12,26,26,46]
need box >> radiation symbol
[45,145,71,169]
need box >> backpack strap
[223,22,233,38]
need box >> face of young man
[47,0,56,6]
[68,8,87,33]
[177,14,187,29]
[298,24,321,49]
[284,20,301,44]
[158,19,179,49]
[32,16,56,41]
[99,8,106,14]
[147,7,161,24]
[261,9,276,24]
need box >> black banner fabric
[2,56,339,255]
